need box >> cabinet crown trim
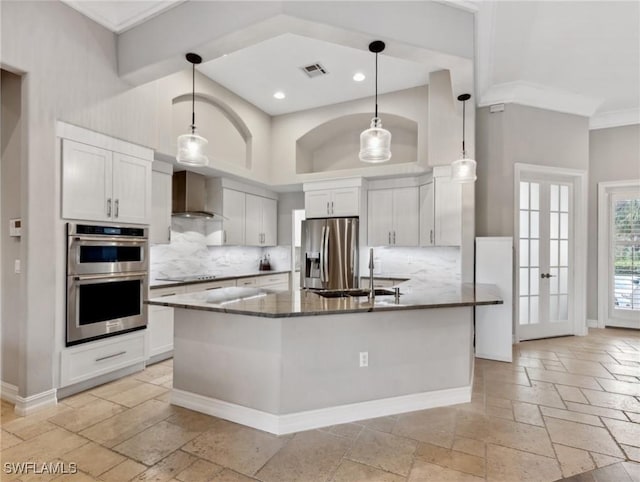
[303,177,364,192]
[57,121,153,161]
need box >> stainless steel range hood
[172,171,218,219]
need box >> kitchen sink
[312,288,397,298]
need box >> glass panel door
[518,179,574,340]
[607,191,640,328]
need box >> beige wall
[476,104,589,237]
[1,70,24,386]
[587,125,640,321]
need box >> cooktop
[156,275,217,282]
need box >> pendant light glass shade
[451,157,477,182]
[177,129,208,166]
[451,93,476,183]
[359,117,392,163]
[360,40,391,163]
[177,53,208,167]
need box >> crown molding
[589,108,640,130]
[434,0,479,14]
[478,81,602,118]
[61,0,186,33]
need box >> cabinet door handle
[114,199,119,218]
[393,231,396,244]
[223,230,227,243]
[388,232,391,244]
[95,351,126,362]
[168,226,171,242]
[331,201,334,215]
[430,229,433,244]
[106,198,112,217]
[327,202,330,215]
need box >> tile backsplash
[150,218,290,280]
[152,219,460,284]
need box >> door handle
[388,232,391,244]
[430,229,433,244]
[114,199,119,218]
[320,226,326,283]
[168,226,171,242]
[323,225,330,286]
[327,202,330,215]
[106,198,112,217]
[223,230,227,244]
[541,273,557,279]
[95,351,126,362]
[393,231,396,245]
[331,201,334,215]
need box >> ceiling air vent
[300,63,328,78]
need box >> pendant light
[359,40,392,163]
[451,93,476,182]
[176,53,208,167]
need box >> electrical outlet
[14,259,20,274]
[359,351,368,367]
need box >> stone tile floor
[1,327,639,481]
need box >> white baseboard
[475,352,512,363]
[172,385,472,436]
[14,388,58,416]
[587,319,599,328]
[1,381,18,403]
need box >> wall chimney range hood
[172,170,219,219]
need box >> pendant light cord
[461,98,466,158]
[374,51,379,118]
[191,62,196,134]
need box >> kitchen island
[147,282,502,435]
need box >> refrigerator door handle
[323,224,330,286]
[319,226,325,282]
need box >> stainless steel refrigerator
[301,217,359,290]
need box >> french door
[603,188,640,328]
[518,177,574,340]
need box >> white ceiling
[197,34,434,116]
[61,0,640,127]
[60,0,185,33]
[476,0,640,127]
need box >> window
[611,193,640,312]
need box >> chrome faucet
[368,248,375,302]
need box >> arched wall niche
[296,113,418,174]
[172,93,253,169]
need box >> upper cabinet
[245,194,277,246]
[59,123,152,225]
[419,168,462,247]
[150,162,172,244]
[368,187,419,247]
[206,178,278,246]
[303,180,362,218]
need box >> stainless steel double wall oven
[66,223,148,346]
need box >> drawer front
[258,273,289,288]
[149,285,187,298]
[60,331,146,387]
[236,277,258,287]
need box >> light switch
[14,259,20,274]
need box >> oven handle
[72,236,147,244]
[73,271,147,281]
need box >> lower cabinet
[147,305,174,360]
[60,331,146,387]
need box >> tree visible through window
[613,196,640,311]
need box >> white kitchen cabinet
[147,285,186,360]
[304,187,359,218]
[222,189,246,245]
[258,272,289,290]
[60,331,146,387]
[367,187,419,246]
[419,182,435,246]
[184,279,236,292]
[419,176,461,247]
[245,194,278,246]
[150,167,172,244]
[62,139,152,224]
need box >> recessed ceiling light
[353,72,366,82]
[273,91,286,100]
